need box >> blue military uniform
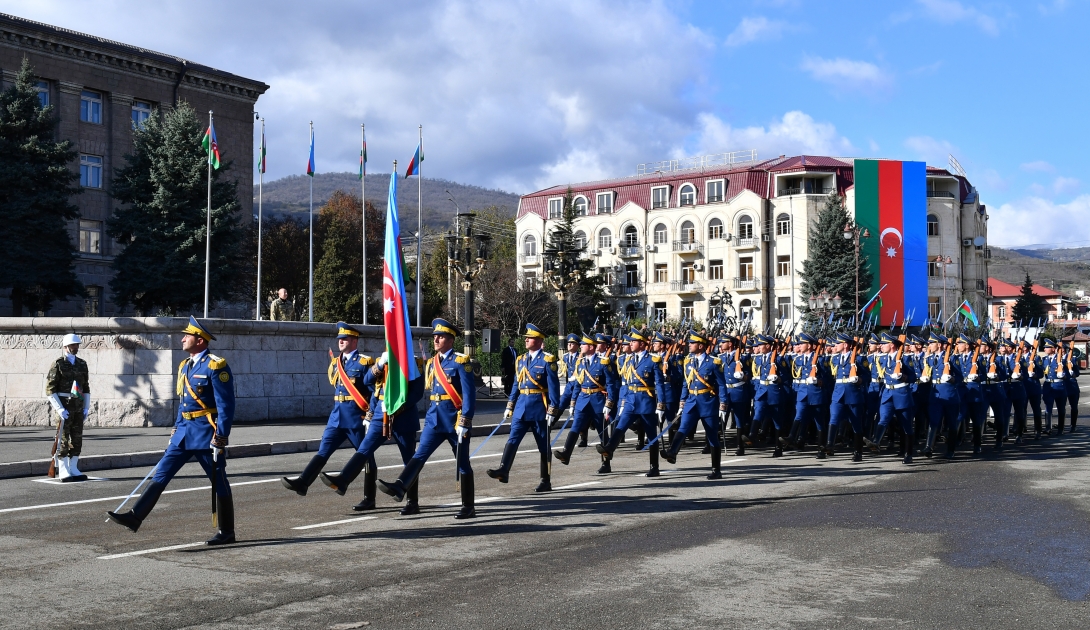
[720,337,753,455]
[1063,345,1081,433]
[663,332,727,478]
[1024,347,1045,437]
[978,343,1009,451]
[748,335,789,457]
[864,335,883,438]
[379,318,477,519]
[1001,341,1029,444]
[826,333,868,461]
[1041,339,1070,435]
[867,332,918,463]
[785,333,827,451]
[554,333,619,468]
[923,333,962,458]
[489,324,561,491]
[597,329,667,476]
[107,317,237,545]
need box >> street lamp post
[842,223,871,311]
[935,255,953,318]
[543,245,580,349]
[808,289,842,321]
[446,213,490,358]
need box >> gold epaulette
[713,357,723,366]
[359,355,376,366]
[652,355,662,363]
[543,353,556,362]
[599,357,611,365]
[209,355,227,370]
[454,353,468,364]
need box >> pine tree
[0,59,82,315]
[799,193,873,321]
[107,102,242,315]
[544,188,606,331]
[1011,273,1047,323]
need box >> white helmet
[62,333,82,346]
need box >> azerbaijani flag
[382,165,421,414]
[854,160,927,325]
[859,283,888,316]
[306,125,315,176]
[957,300,979,326]
[404,143,422,178]
[359,128,367,179]
[202,120,221,170]
[257,127,266,174]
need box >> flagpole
[308,120,314,322]
[416,124,422,328]
[204,110,213,318]
[256,117,264,320]
[361,123,367,325]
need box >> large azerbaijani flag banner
[382,166,421,414]
[853,159,927,326]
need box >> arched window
[776,213,791,236]
[927,214,939,237]
[573,230,587,250]
[522,234,537,256]
[737,215,754,240]
[739,298,753,317]
[625,303,639,318]
[708,218,724,240]
[623,225,639,247]
[598,228,612,249]
[679,184,696,206]
[573,196,588,216]
[653,223,668,245]
[680,220,696,243]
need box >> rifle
[47,406,66,479]
[968,336,982,379]
[892,311,911,377]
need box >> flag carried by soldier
[382,163,420,415]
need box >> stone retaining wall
[0,317,427,427]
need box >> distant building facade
[517,153,990,328]
[987,277,1067,323]
[0,13,268,316]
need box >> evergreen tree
[107,102,242,315]
[0,59,82,315]
[1011,273,1048,323]
[799,193,873,321]
[544,188,606,331]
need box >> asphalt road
[2,423,1090,629]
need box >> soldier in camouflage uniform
[270,288,296,321]
[45,333,91,481]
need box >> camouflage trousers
[57,404,84,457]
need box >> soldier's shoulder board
[543,353,557,363]
[651,355,662,363]
[599,357,610,365]
[178,359,189,371]
[454,353,468,364]
[358,355,376,366]
[208,355,227,370]
[713,357,723,366]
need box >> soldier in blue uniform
[999,339,1029,445]
[784,333,826,451]
[922,332,962,458]
[826,333,868,462]
[1040,338,1068,436]
[378,318,477,519]
[719,335,752,456]
[555,333,582,440]
[909,334,931,440]
[662,332,727,478]
[555,332,618,468]
[1025,341,1045,439]
[596,329,667,476]
[107,317,237,545]
[952,334,984,454]
[863,333,883,440]
[866,332,917,464]
[749,334,788,457]
[281,323,376,496]
[1063,342,1081,433]
[653,332,684,447]
[488,324,561,491]
[978,339,1009,451]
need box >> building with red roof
[986,277,1067,323]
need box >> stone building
[516,153,989,328]
[0,13,268,317]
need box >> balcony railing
[618,245,642,258]
[735,237,756,248]
[609,284,643,296]
[519,254,539,265]
[707,194,723,203]
[672,240,704,254]
[779,187,834,196]
[733,276,760,290]
[671,280,703,293]
[927,190,956,198]
[652,200,668,209]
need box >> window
[597,228,612,249]
[708,218,724,240]
[998,305,1007,320]
[927,214,939,237]
[35,80,49,108]
[654,264,668,283]
[776,255,790,277]
[598,266,615,285]
[680,301,694,320]
[573,196,588,216]
[132,100,153,129]
[653,223,668,244]
[930,297,941,319]
[573,230,587,249]
[79,220,102,254]
[739,299,753,317]
[739,256,754,280]
[80,90,102,123]
[927,261,938,277]
[777,297,792,319]
[80,155,103,188]
[548,198,562,219]
[709,259,724,280]
[626,303,639,318]
[738,215,754,240]
[652,186,669,209]
[654,302,667,322]
[625,264,639,287]
[596,192,613,214]
[522,271,539,290]
[680,220,695,243]
[623,225,639,247]
[707,180,724,203]
[84,286,102,317]
[776,214,791,236]
[679,184,696,206]
[522,234,538,256]
[681,262,695,283]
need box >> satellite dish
[973,236,986,247]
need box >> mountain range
[989,246,1090,294]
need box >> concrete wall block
[275,351,305,374]
[267,396,302,420]
[302,351,329,375]
[95,349,134,375]
[3,398,52,426]
[226,351,251,374]
[0,349,26,373]
[0,461,33,479]
[249,351,277,375]
[6,374,44,398]
[292,373,323,397]
[113,373,153,399]
[235,396,269,422]
[270,440,308,455]
[92,398,145,427]
[147,374,176,400]
[231,334,263,351]
[128,451,163,467]
[145,400,175,427]
[263,373,295,397]
[303,395,329,419]
[233,374,264,399]
[133,348,174,375]
[25,348,63,375]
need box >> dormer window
[596,192,613,214]
[573,196,588,216]
[706,180,724,203]
[652,186,669,209]
[679,184,696,206]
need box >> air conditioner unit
[609,247,617,254]
[593,248,602,256]
[962,239,973,247]
[752,299,762,309]
[634,300,644,308]
[613,265,623,273]
[761,234,771,242]
[694,263,705,271]
[645,244,657,252]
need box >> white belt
[887,383,909,389]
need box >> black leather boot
[865,425,886,453]
[707,447,722,479]
[596,430,622,457]
[378,457,424,502]
[646,444,660,477]
[944,427,958,458]
[536,453,552,492]
[107,480,165,533]
[281,454,329,496]
[816,427,828,459]
[770,426,783,458]
[597,453,612,474]
[399,479,420,515]
[555,431,579,465]
[635,426,646,450]
[455,473,476,519]
[353,462,378,511]
[663,434,682,465]
[487,443,518,483]
[852,433,864,462]
[206,494,236,545]
[319,452,370,496]
[578,427,589,448]
[902,434,914,464]
[923,426,937,458]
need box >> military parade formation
[56,312,1079,546]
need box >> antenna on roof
[948,154,967,178]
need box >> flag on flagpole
[382,165,421,414]
[202,121,221,170]
[359,130,367,179]
[306,126,315,176]
[957,300,979,326]
[257,126,266,174]
[404,143,422,178]
[859,283,888,316]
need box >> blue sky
[7,0,1087,247]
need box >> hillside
[989,246,1090,293]
[253,172,520,229]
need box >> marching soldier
[719,335,752,456]
[1063,342,1081,433]
[1041,338,1067,436]
[1025,340,1045,439]
[555,332,618,468]
[863,333,883,439]
[978,339,1009,451]
[662,331,726,478]
[281,323,376,496]
[923,332,962,458]
[596,329,667,476]
[1000,339,1029,444]
[107,317,236,545]
[952,334,984,454]
[45,333,91,482]
[748,334,788,457]
[555,333,582,438]
[866,332,917,464]
[784,333,825,451]
[378,318,476,519]
[488,324,560,491]
[826,333,867,462]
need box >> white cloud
[904,136,958,167]
[1052,176,1080,195]
[1020,160,1055,173]
[1038,0,1070,15]
[989,195,1090,247]
[868,139,881,153]
[725,17,790,47]
[916,0,1000,36]
[800,56,893,95]
[694,111,856,159]
[979,168,1008,192]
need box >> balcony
[707,194,723,203]
[618,245,642,258]
[672,240,704,256]
[779,187,834,196]
[519,254,539,265]
[734,236,757,249]
[927,190,956,198]
[733,276,761,291]
[671,280,703,294]
[652,200,668,209]
[609,283,643,297]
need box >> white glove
[363,419,371,431]
[805,376,816,385]
[733,371,743,379]
[376,352,388,368]
[848,375,859,383]
[47,393,65,416]
[656,410,665,425]
[889,371,902,380]
[986,371,997,380]
[82,393,91,417]
[60,408,70,421]
[940,374,952,383]
[1057,371,1065,378]
[767,374,778,383]
[456,425,469,440]
[503,408,513,420]
[966,374,978,382]
[919,376,930,383]
[719,410,727,423]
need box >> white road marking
[97,542,204,560]
[437,496,503,508]
[33,477,109,485]
[722,458,744,464]
[552,481,602,490]
[292,516,377,530]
